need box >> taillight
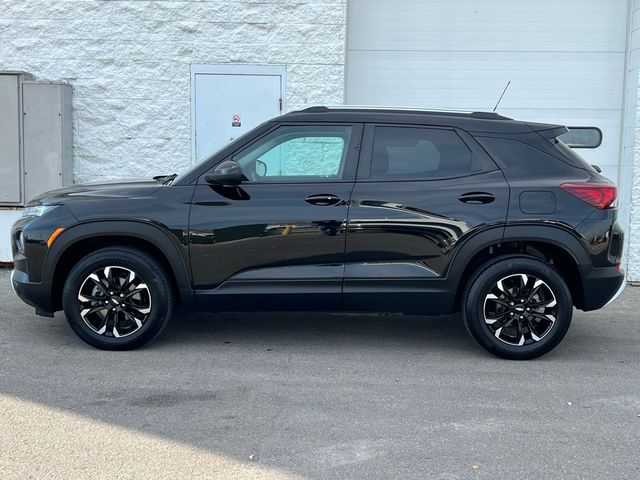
[560,182,617,209]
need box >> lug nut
[510,302,514,306]
[112,308,116,312]
[510,312,514,316]
[119,294,124,298]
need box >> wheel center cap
[110,297,120,306]
[514,304,525,313]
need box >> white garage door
[346,0,628,183]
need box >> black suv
[11,107,625,359]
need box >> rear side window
[369,127,482,180]
[553,139,597,172]
[476,136,576,176]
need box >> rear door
[344,124,510,313]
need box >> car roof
[276,106,560,135]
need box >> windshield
[171,144,228,184]
[172,122,274,184]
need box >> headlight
[22,205,58,217]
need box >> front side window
[233,125,352,182]
[369,126,480,180]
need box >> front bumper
[580,266,625,311]
[11,268,54,317]
[10,204,78,317]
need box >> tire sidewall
[463,256,573,360]
[62,248,172,350]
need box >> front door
[344,124,510,313]
[189,123,363,311]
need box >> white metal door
[346,0,628,184]
[192,65,284,162]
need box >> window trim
[356,123,497,182]
[198,122,364,185]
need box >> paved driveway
[0,269,638,479]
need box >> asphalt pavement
[0,269,638,479]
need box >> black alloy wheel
[62,247,173,350]
[463,256,572,360]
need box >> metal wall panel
[346,0,628,184]
[60,84,74,187]
[0,75,22,203]
[22,82,69,203]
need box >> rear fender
[445,223,590,309]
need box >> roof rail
[299,105,471,113]
[469,111,511,119]
[295,105,511,120]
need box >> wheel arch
[45,220,195,312]
[448,224,590,311]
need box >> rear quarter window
[476,136,579,177]
[553,139,598,172]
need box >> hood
[27,178,162,206]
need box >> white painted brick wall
[0,0,346,183]
[629,99,640,280]
[3,0,640,280]
[625,4,640,282]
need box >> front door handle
[458,192,496,204]
[305,194,342,206]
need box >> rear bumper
[580,266,625,311]
[604,277,626,307]
[11,269,54,317]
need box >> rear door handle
[305,193,342,206]
[458,192,495,204]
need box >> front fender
[44,220,195,311]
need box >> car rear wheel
[62,247,173,350]
[462,256,572,360]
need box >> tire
[62,247,173,350]
[462,255,572,360]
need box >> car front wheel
[62,247,173,350]
[463,256,573,360]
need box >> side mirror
[205,160,246,186]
